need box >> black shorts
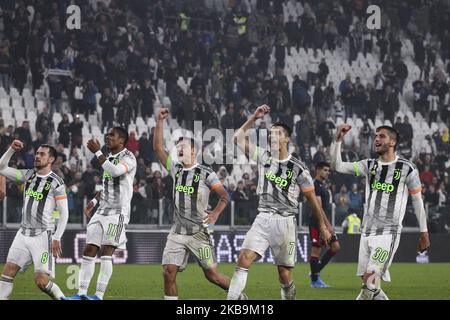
[309,226,338,248]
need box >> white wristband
[95,150,103,158]
[91,198,98,206]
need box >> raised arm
[87,140,130,178]
[233,104,270,159]
[330,124,356,174]
[0,140,25,182]
[153,108,170,168]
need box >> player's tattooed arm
[233,104,270,159]
[204,184,229,226]
[153,108,170,167]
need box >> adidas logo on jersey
[176,184,195,195]
[265,170,291,188]
[371,180,395,193]
[25,188,44,201]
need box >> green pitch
[2,263,449,300]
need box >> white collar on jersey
[108,148,128,157]
[182,163,199,171]
[377,154,399,165]
[36,171,53,178]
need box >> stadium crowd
[0,0,449,230]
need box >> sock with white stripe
[0,275,14,300]
[95,256,113,299]
[78,255,95,296]
[280,281,296,300]
[164,295,179,300]
[42,281,65,300]
[227,267,248,300]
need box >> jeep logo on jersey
[176,184,195,195]
[26,188,44,201]
[371,180,395,193]
[265,170,290,188]
[394,169,402,180]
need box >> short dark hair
[176,137,197,150]
[316,161,331,170]
[113,127,129,146]
[376,125,399,149]
[39,144,57,163]
[271,121,292,137]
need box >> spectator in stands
[217,166,235,192]
[47,75,63,116]
[0,44,11,92]
[12,57,27,94]
[295,114,311,146]
[69,148,83,172]
[14,121,32,151]
[69,114,83,148]
[299,142,313,168]
[318,59,329,85]
[334,184,350,222]
[99,87,115,132]
[83,79,99,119]
[56,144,67,163]
[420,165,435,186]
[382,85,399,124]
[428,87,440,125]
[232,180,251,224]
[138,132,154,165]
[377,34,388,63]
[285,15,299,54]
[116,91,133,130]
[140,79,156,121]
[35,106,53,142]
[220,105,235,135]
[32,132,46,152]
[57,114,71,148]
[126,131,139,156]
[348,184,363,215]
[360,118,373,158]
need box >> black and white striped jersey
[252,147,315,217]
[166,156,222,235]
[97,148,137,224]
[352,156,422,236]
[15,169,66,236]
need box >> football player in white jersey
[0,140,69,300]
[65,127,136,300]
[331,124,430,300]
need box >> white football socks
[227,267,248,300]
[0,275,14,300]
[95,256,113,299]
[280,281,296,300]
[42,281,65,300]
[78,255,95,296]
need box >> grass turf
[2,263,449,300]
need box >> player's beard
[375,144,389,155]
[35,160,50,170]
